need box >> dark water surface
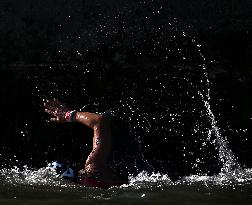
[1,185,251,205]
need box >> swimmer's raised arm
[44,98,112,172]
[44,98,106,129]
[44,98,124,186]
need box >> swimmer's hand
[44,98,71,122]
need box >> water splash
[126,171,173,189]
[194,37,241,173]
[198,91,241,173]
[126,168,252,188]
[0,165,70,187]
[178,168,252,186]
[1,165,251,190]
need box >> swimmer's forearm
[74,112,105,129]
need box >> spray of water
[198,90,241,173]
[195,38,241,173]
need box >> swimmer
[44,98,127,188]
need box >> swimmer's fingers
[50,117,65,123]
[44,102,56,111]
[46,98,70,110]
[44,99,69,113]
[53,98,68,108]
[45,108,65,118]
[44,100,58,111]
[43,99,60,107]
[44,108,55,115]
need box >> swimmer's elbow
[92,115,109,130]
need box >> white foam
[0,165,66,187]
[124,168,252,189]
